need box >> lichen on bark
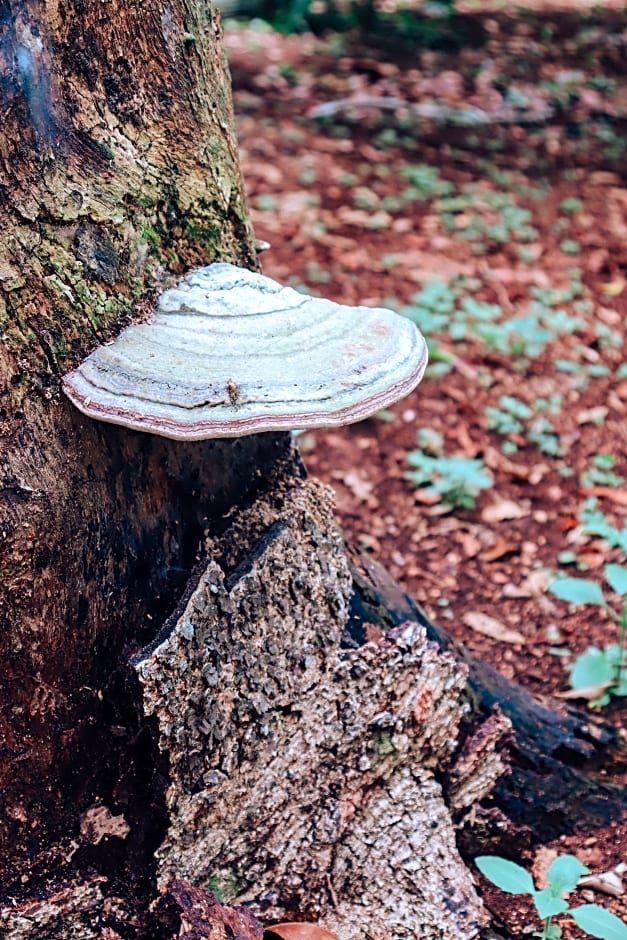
[0,0,255,396]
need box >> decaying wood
[0,0,263,910]
[135,475,500,940]
[1,460,507,938]
[348,550,626,843]
[151,881,265,940]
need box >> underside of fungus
[63,264,428,440]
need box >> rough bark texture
[0,464,506,938]
[348,550,626,847]
[0,0,278,919]
[136,478,497,940]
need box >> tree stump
[1,456,506,938]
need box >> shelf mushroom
[62,263,428,439]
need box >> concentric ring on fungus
[63,263,428,440]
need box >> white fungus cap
[63,263,428,440]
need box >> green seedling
[527,416,563,456]
[555,359,580,373]
[305,261,331,285]
[580,500,627,554]
[587,364,612,378]
[485,396,563,456]
[549,564,627,706]
[353,186,380,210]
[475,854,627,940]
[594,322,623,349]
[405,450,493,509]
[399,163,453,200]
[338,171,358,188]
[485,406,524,436]
[534,394,563,413]
[416,427,444,456]
[580,455,625,489]
[559,197,583,213]
[486,395,533,435]
[400,279,458,374]
[540,307,584,333]
[297,167,317,186]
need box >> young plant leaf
[475,856,535,894]
[570,904,627,940]
[605,563,627,597]
[549,577,607,607]
[570,647,615,691]
[544,925,562,940]
[533,888,569,919]
[547,854,589,893]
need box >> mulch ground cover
[225,7,627,935]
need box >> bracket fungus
[63,264,427,439]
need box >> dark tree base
[346,547,626,843]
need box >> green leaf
[545,925,562,940]
[475,856,534,894]
[533,888,570,919]
[570,648,615,691]
[548,577,607,607]
[571,904,627,940]
[605,564,627,597]
[547,855,589,893]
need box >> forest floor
[224,8,626,937]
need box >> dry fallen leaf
[459,532,482,558]
[462,611,525,644]
[484,446,549,484]
[576,406,608,425]
[481,495,530,523]
[502,568,553,599]
[600,278,625,297]
[480,536,517,561]
[413,489,442,506]
[265,924,340,940]
[582,487,627,507]
[333,468,374,503]
[579,869,625,897]
[556,682,613,701]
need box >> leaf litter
[225,4,627,935]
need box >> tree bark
[0,0,289,920]
[348,550,625,842]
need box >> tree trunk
[0,0,290,925]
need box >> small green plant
[527,416,563,456]
[475,854,627,940]
[254,193,279,212]
[580,455,625,489]
[580,500,627,553]
[399,163,453,200]
[405,450,493,509]
[549,564,627,706]
[559,196,584,214]
[485,395,533,435]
